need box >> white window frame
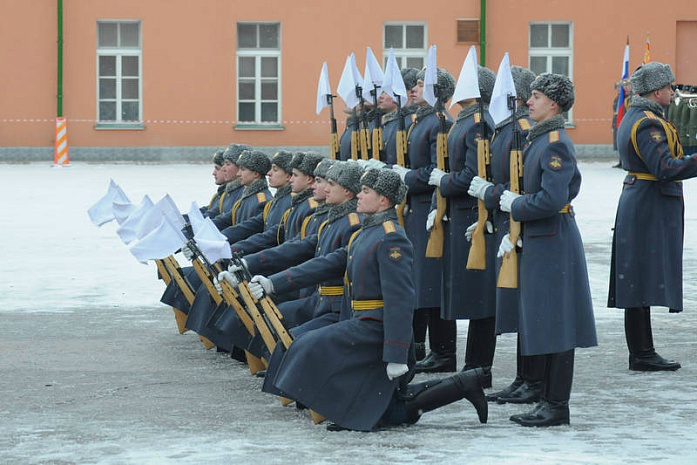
[382,22,428,69]
[96,20,143,129]
[529,21,574,123]
[236,22,282,129]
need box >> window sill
[234,123,285,131]
[564,122,576,129]
[94,123,146,130]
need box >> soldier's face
[654,84,674,107]
[378,92,398,112]
[312,177,328,201]
[267,164,291,188]
[212,164,225,185]
[412,80,426,106]
[290,169,314,193]
[238,166,260,186]
[325,179,351,205]
[527,90,558,123]
[221,160,239,182]
[357,186,383,214]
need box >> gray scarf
[630,96,666,119]
[240,178,268,199]
[291,187,314,206]
[225,179,242,194]
[456,105,479,122]
[527,114,566,142]
[362,208,398,229]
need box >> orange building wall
[1,0,696,150]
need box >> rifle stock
[466,137,491,270]
[158,256,192,334]
[372,126,383,160]
[395,127,408,227]
[497,146,522,288]
[328,95,340,160]
[350,129,359,161]
[425,116,449,258]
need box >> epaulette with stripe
[257,192,267,203]
[642,110,660,120]
[382,221,397,234]
[308,198,319,208]
[348,212,360,226]
[474,113,481,123]
[548,131,560,143]
[518,119,532,130]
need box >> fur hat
[326,161,363,194]
[222,143,251,164]
[270,151,294,174]
[212,148,225,166]
[631,62,675,96]
[416,67,456,103]
[313,157,335,178]
[401,68,420,91]
[297,152,325,176]
[531,73,575,112]
[236,150,272,175]
[511,66,536,103]
[361,168,407,206]
[477,66,497,104]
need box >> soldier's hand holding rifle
[249,275,274,299]
[468,175,494,201]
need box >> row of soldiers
[155,59,606,430]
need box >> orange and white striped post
[54,117,69,165]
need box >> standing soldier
[426,66,497,385]
[469,66,546,404]
[393,68,457,373]
[608,62,697,371]
[499,74,597,426]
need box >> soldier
[210,143,250,224]
[608,62,697,371]
[392,68,457,373]
[258,168,488,432]
[379,68,419,167]
[425,66,497,386]
[200,148,226,218]
[497,73,597,427]
[469,66,546,404]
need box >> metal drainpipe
[57,0,63,117]
[480,0,486,67]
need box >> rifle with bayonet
[394,95,409,227]
[498,95,523,288]
[328,94,340,161]
[369,84,383,161]
[425,96,450,258]
[355,85,371,160]
[466,97,492,270]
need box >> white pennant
[382,48,408,105]
[423,45,438,107]
[315,62,332,115]
[489,53,517,125]
[337,54,360,108]
[116,195,154,244]
[450,45,480,108]
[363,46,384,103]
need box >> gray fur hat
[222,143,252,164]
[212,148,225,166]
[290,152,306,171]
[631,62,675,95]
[298,152,325,177]
[313,157,336,178]
[270,151,294,174]
[416,67,456,103]
[326,161,363,194]
[477,66,497,105]
[401,68,420,91]
[236,150,272,175]
[511,66,536,102]
[531,73,575,112]
[361,168,407,206]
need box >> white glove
[426,210,436,231]
[249,275,274,299]
[212,277,223,294]
[468,176,494,200]
[497,234,523,258]
[181,244,195,260]
[499,190,522,213]
[392,165,409,182]
[217,270,239,289]
[428,168,447,187]
[353,159,369,168]
[365,158,386,170]
[227,258,246,274]
[465,221,493,241]
[386,363,409,380]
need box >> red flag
[616,39,630,130]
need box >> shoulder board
[642,110,660,120]
[518,119,532,130]
[411,114,417,123]
[548,131,560,143]
[308,198,319,208]
[382,221,397,234]
[348,212,360,226]
[473,113,481,123]
[257,192,267,203]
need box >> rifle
[356,85,371,160]
[425,97,449,258]
[498,95,523,288]
[466,98,492,270]
[370,84,383,161]
[156,256,193,334]
[394,95,409,227]
[328,94,340,161]
[350,108,360,161]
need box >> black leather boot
[488,335,524,401]
[414,342,427,361]
[462,317,496,388]
[510,350,573,427]
[414,350,457,373]
[405,368,488,424]
[625,307,681,371]
[497,353,545,404]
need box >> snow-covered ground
[1,161,696,464]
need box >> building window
[96,21,142,126]
[529,22,573,120]
[236,23,281,127]
[383,23,427,69]
[456,19,480,44]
